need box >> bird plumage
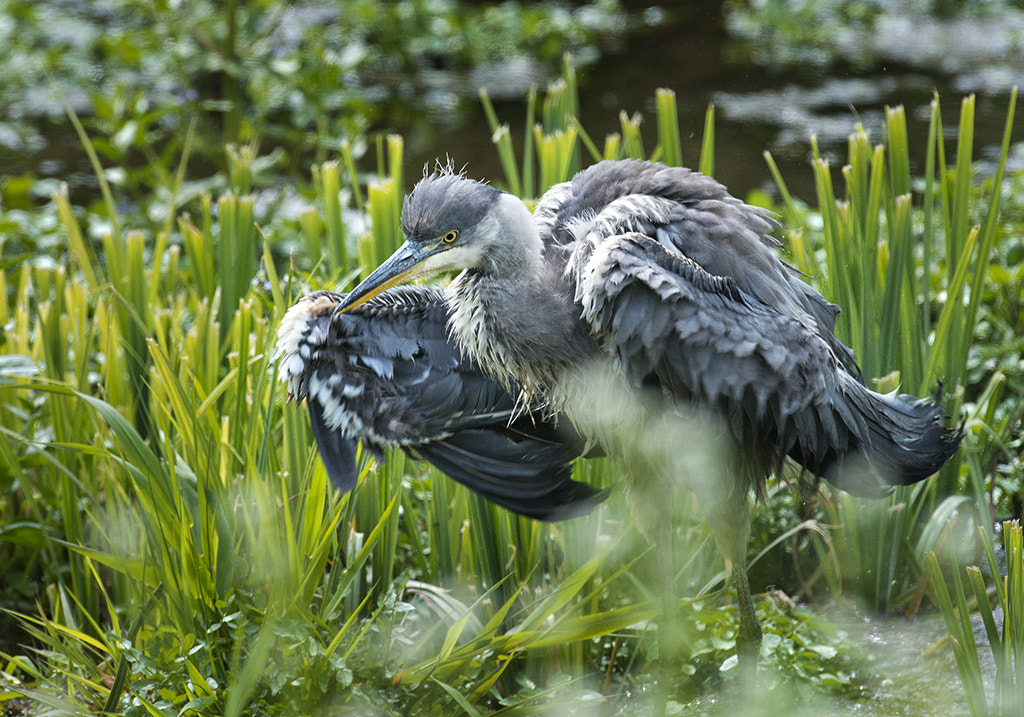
[333,158,962,669]
[388,160,959,494]
[277,287,607,520]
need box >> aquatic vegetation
[1,14,1022,714]
[928,520,1023,717]
[0,0,626,212]
[725,0,1024,79]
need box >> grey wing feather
[546,160,862,378]
[576,232,959,494]
[276,286,607,520]
[307,398,362,492]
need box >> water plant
[0,0,626,215]
[927,520,1023,717]
[764,90,1019,614]
[0,139,655,713]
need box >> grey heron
[276,286,607,520]
[332,159,962,669]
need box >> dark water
[2,3,1021,210]
[410,1,1024,203]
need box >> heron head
[334,172,508,314]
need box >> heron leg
[629,474,683,714]
[655,504,681,700]
[730,547,762,668]
[695,479,761,675]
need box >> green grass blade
[655,88,682,168]
[431,677,485,717]
[926,552,989,717]
[962,88,1016,376]
[699,105,716,177]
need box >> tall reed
[769,91,1018,612]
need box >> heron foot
[732,562,762,679]
[736,614,762,670]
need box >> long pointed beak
[334,241,432,314]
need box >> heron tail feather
[815,377,962,496]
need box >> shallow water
[3,2,1020,206]
[677,610,972,717]
[840,611,969,717]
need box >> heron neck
[446,191,596,403]
[449,268,578,394]
[475,193,546,279]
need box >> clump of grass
[1,71,694,715]
[766,90,1019,614]
[927,520,1023,717]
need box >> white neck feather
[476,193,543,276]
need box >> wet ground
[679,611,970,717]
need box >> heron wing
[277,287,606,518]
[537,160,862,378]
[576,232,958,493]
[414,431,609,520]
[307,398,362,492]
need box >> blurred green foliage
[0,0,624,215]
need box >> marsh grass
[927,520,1023,717]
[766,90,1019,614]
[1,73,679,713]
[0,61,1019,714]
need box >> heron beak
[334,240,433,314]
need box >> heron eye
[442,230,458,244]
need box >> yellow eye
[442,230,458,243]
